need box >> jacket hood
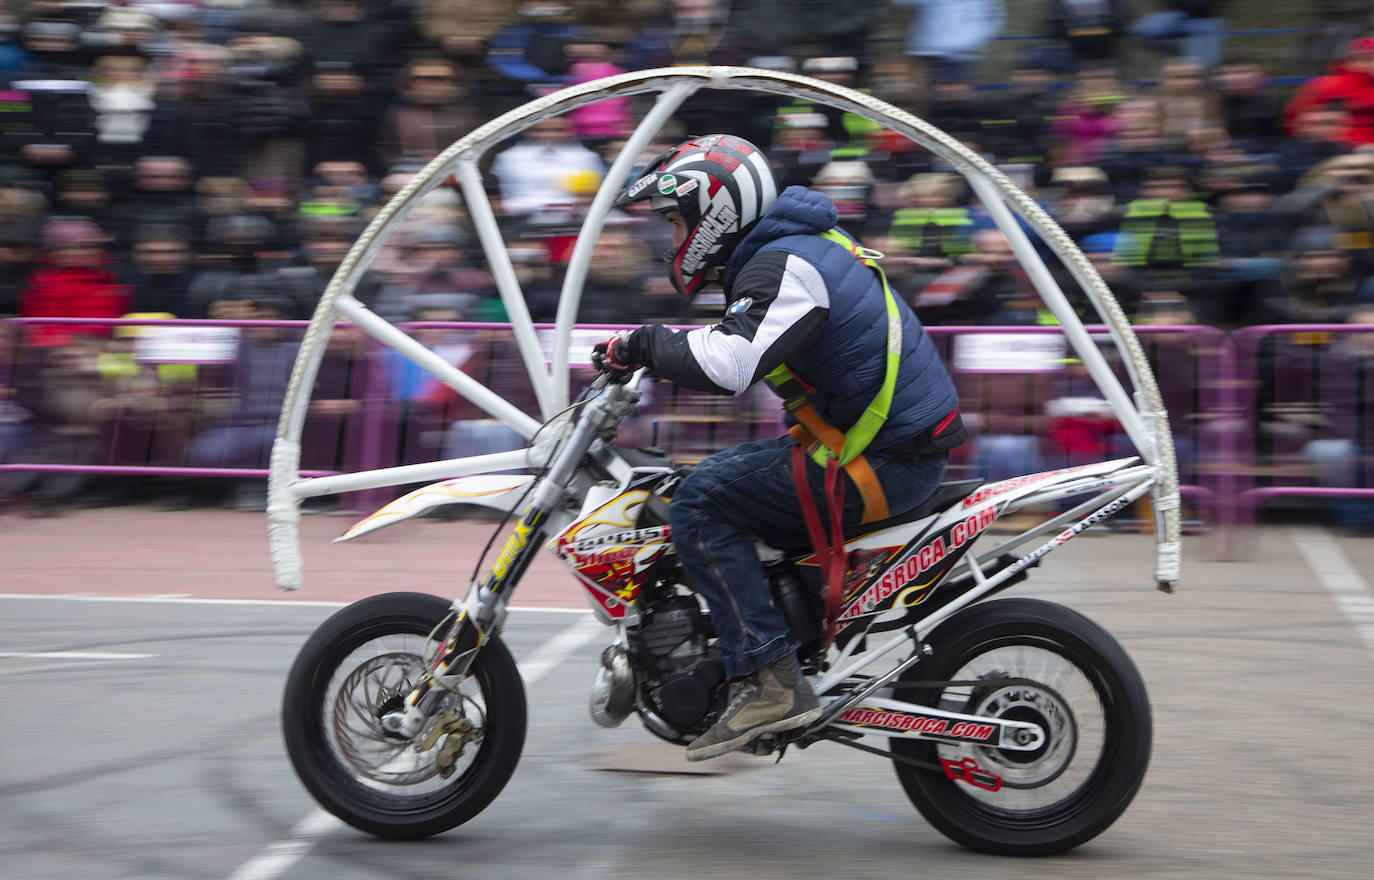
[723,185,837,288]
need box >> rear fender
[335,474,534,543]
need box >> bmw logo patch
[727,296,753,315]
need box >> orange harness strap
[786,422,890,524]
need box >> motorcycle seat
[772,478,985,552]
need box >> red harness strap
[791,444,847,646]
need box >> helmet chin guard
[614,134,777,296]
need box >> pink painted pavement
[0,506,588,608]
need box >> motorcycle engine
[632,593,725,732]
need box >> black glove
[591,331,639,382]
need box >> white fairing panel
[335,475,534,543]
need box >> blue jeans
[974,434,1043,484]
[670,437,949,679]
[1130,11,1226,68]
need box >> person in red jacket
[19,218,130,347]
[1282,37,1374,149]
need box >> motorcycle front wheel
[892,597,1151,856]
[282,592,526,839]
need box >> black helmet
[614,134,777,296]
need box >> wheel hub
[969,682,1077,789]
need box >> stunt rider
[593,135,967,761]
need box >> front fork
[378,501,554,740]
[377,375,642,740]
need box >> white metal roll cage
[268,66,1180,594]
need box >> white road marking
[0,651,154,660]
[223,613,605,880]
[0,593,589,613]
[517,613,606,684]
[226,810,342,880]
[1289,526,1374,656]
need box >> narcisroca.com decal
[837,707,998,742]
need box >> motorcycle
[281,367,1155,856]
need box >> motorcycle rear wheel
[891,597,1151,855]
[282,592,526,839]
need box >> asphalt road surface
[1,509,1372,880]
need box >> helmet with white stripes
[614,134,778,297]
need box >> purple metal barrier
[3,317,1313,550]
[1222,325,1374,550]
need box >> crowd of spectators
[1,0,1373,521]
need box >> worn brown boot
[685,654,822,762]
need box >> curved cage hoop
[268,66,1180,593]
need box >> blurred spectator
[53,168,114,232]
[1275,154,1374,276]
[490,115,604,217]
[510,241,564,323]
[414,0,510,68]
[1039,0,1129,74]
[1078,231,1143,318]
[1216,61,1283,151]
[1049,64,1125,165]
[119,223,195,316]
[1282,37,1374,149]
[563,41,630,146]
[516,168,603,263]
[363,224,494,324]
[626,0,757,139]
[958,228,1041,325]
[784,56,879,157]
[304,61,383,173]
[377,57,483,169]
[11,21,95,180]
[1300,305,1374,534]
[923,75,987,149]
[1246,225,1374,324]
[1212,176,1287,326]
[1042,358,1120,470]
[185,214,312,319]
[731,0,885,60]
[223,20,310,180]
[1112,166,1218,303]
[150,43,245,176]
[1152,59,1222,140]
[5,341,106,515]
[193,174,249,246]
[1276,104,1352,192]
[107,155,198,250]
[81,5,161,56]
[571,0,671,48]
[15,19,87,80]
[813,160,885,241]
[87,55,157,168]
[888,172,974,286]
[277,213,362,307]
[1049,165,1118,242]
[241,178,301,251]
[300,0,392,92]
[19,218,130,348]
[486,0,589,110]
[570,225,660,324]
[183,297,302,509]
[1096,97,1176,201]
[0,167,46,246]
[893,0,1006,107]
[770,111,834,189]
[979,62,1059,165]
[1129,0,1229,70]
[0,220,37,316]
[1297,1,1374,77]
[0,11,26,78]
